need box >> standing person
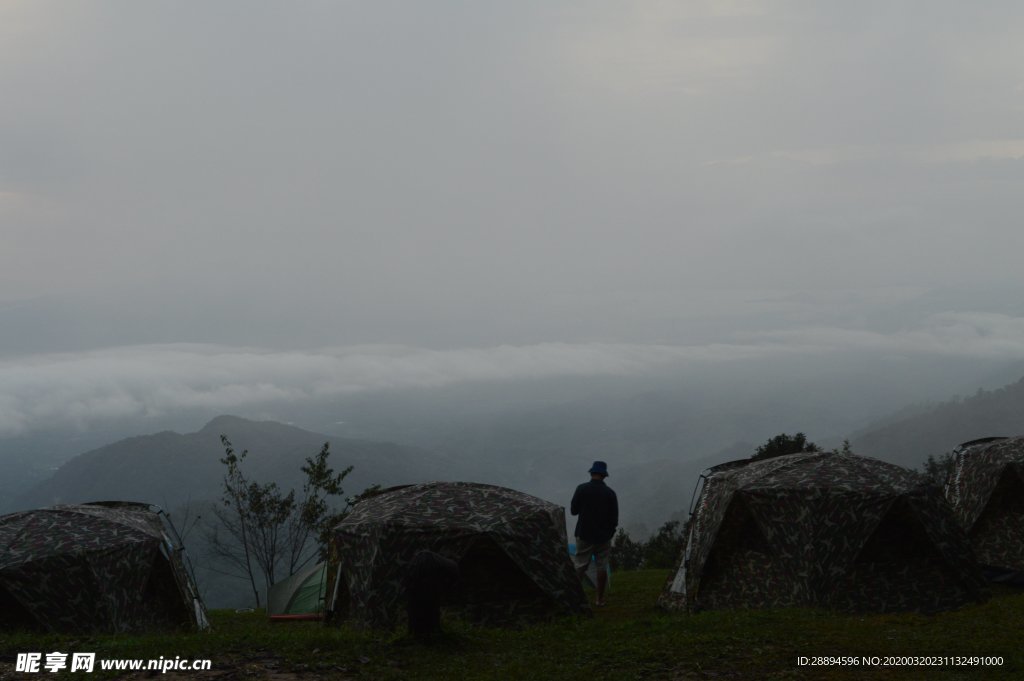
[570,461,618,606]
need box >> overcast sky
[3,1,1024,434]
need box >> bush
[611,521,687,571]
[611,528,645,570]
[643,521,686,569]
[752,432,821,461]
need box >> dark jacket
[570,479,618,544]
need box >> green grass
[2,571,1022,680]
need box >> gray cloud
[749,313,1024,359]
[0,341,786,435]
[4,310,1024,435]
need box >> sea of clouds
[3,312,1024,436]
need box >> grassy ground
[2,570,1022,680]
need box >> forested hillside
[852,377,1024,469]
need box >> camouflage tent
[660,453,986,614]
[329,482,589,628]
[944,437,1024,583]
[0,502,209,633]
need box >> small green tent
[267,562,327,621]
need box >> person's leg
[573,538,592,581]
[593,542,611,605]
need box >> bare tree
[163,494,203,544]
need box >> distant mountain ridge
[12,371,1024,530]
[11,415,473,513]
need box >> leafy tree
[643,520,686,569]
[751,432,821,461]
[316,483,385,563]
[832,439,854,455]
[610,528,645,571]
[921,452,955,485]
[206,435,353,607]
[286,442,352,570]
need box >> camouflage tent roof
[661,453,986,614]
[0,502,209,633]
[330,482,589,629]
[944,437,1024,578]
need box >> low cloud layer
[3,312,1024,436]
[0,341,791,435]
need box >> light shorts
[573,538,611,572]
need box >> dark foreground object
[405,551,460,638]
